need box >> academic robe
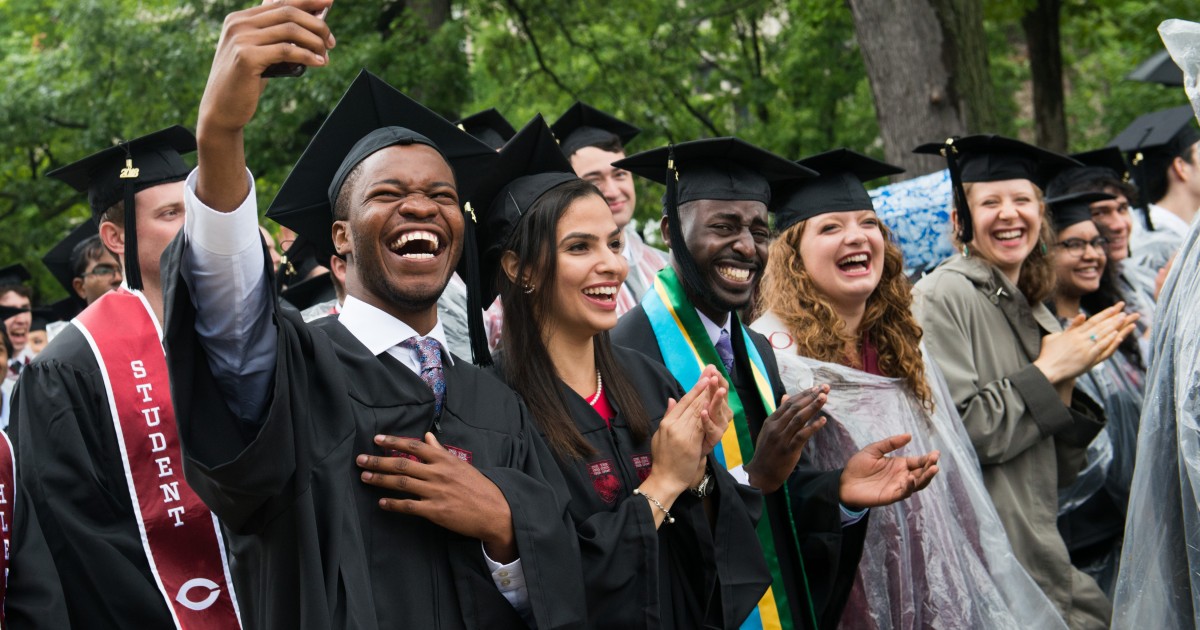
[0,442,70,630]
[495,345,769,629]
[8,324,182,628]
[161,244,587,630]
[613,307,866,630]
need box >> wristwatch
[690,463,715,498]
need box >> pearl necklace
[586,370,604,406]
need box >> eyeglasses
[81,264,121,279]
[1056,237,1109,258]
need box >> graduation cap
[551,102,641,158]
[1047,191,1115,232]
[913,135,1080,243]
[1107,105,1200,226]
[614,137,817,303]
[277,235,326,293]
[771,148,904,233]
[281,272,337,312]
[467,115,580,304]
[41,222,100,296]
[0,304,29,321]
[1046,147,1135,199]
[45,126,195,292]
[1126,50,1184,87]
[456,108,517,151]
[264,69,500,365]
[0,264,31,288]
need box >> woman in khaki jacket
[911,136,1138,629]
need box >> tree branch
[503,0,577,99]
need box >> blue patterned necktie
[715,329,735,374]
[400,337,446,418]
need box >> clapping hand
[839,434,939,510]
[742,385,830,493]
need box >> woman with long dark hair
[1045,191,1147,594]
[474,118,771,629]
[751,149,1065,629]
[911,136,1138,628]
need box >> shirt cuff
[728,464,752,486]
[184,167,261,256]
[840,504,868,527]
[482,544,529,614]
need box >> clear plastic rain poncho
[751,312,1066,630]
[1110,19,1200,628]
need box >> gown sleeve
[4,480,71,630]
[913,276,1076,465]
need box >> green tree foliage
[0,0,1194,302]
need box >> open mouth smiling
[387,229,445,260]
[836,251,872,275]
[715,265,752,283]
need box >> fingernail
[375,435,385,443]
[356,454,367,465]
[361,472,372,481]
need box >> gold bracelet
[633,489,675,524]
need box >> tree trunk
[1022,0,1067,152]
[846,0,995,179]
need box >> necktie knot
[400,337,446,419]
[715,329,735,374]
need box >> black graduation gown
[161,245,586,630]
[9,325,177,628]
[495,346,770,629]
[2,455,70,630]
[613,305,867,630]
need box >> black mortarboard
[45,126,195,292]
[265,69,500,365]
[1047,191,1115,232]
[281,272,337,312]
[266,69,498,260]
[456,108,517,151]
[40,297,84,323]
[277,235,326,293]
[551,102,641,158]
[41,222,99,295]
[1127,50,1184,87]
[0,305,29,321]
[468,115,580,304]
[772,149,904,233]
[615,137,817,302]
[1107,105,1200,225]
[913,135,1080,243]
[0,264,31,288]
[1046,147,1135,199]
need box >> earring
[961,244,970,258]
[523,284,536,294]
[1040,241,1048,256]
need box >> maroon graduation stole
[74,289,241,629]
[0,431,14,626]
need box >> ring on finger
[1089,334,1098,343]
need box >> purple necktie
[400,337,446,418]
[715,329,735,374]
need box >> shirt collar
[695,308,731,347]
[338,295,454,364]
[1147,203,1193,237]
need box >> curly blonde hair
[954,182,1057,305]
[760,219,933,409]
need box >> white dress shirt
[181,168,528,614]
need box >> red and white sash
[0,431,15,626]
[74,289,241,629]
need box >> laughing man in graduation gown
[161,3,585,628]
[611,139,940,630]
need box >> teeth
[839,253,868,265]
[583,286,618,296]
[995,229,1022,240]
[717,266,750,281]
[391,230,439,252]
